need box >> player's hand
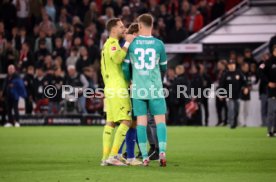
[125,34,135,43]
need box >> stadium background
[0,0,276,182]
[1,0,275,126]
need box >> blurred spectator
[229,50,237,62]
[14,0,30,30]
[38,12,56,37]
[219,60,246,129]
[33,67,48,113]
[15,27,31,51]
[199,62,212,126]
[34,30,52,52]
[1,40,19,73]
[0,0,17,32]
[52,37,66,69]
[45,0,56,22]
[2,64,27,127]
[120,6,133,25]
[0,22,7,54]
[186,5,204,35]
[258,45,276,137]
[244,48,258,76]
[9,26,18,49]
[197,0,210,26]
[239,62,251,127]
[236,54,244,70]
[257,53,269,126]
[66,47,79,67]
[171,65,190,125]
[168,0,180,17]
[167,16,187,43]
[84,2,99,27]
[148,0,161,18]
[76,0,90,22]
[211,0,225,21]
[189,64,203,125]
[76,46,92,73]
[48,67,64,114]
[86,38,100,65]
[129,0,147,17]
[34,39,50,67]
[23,65,34,114]
[215,60,228,126]
[65,65,89,114]
[164,68,176,125]
[159,4,174,33]
[18,42,34,72]
[268,34,276,55]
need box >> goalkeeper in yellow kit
[100,18,135,166]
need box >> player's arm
[109,41,127,64]
[122,53,131,82]
[110,35,134,64]
[159,41,168,73]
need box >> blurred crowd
[164,46,276,128]
[0,0,252,127]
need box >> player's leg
[118,140,125,157]
[107,97,132,166]
[126,121,142,165]
[147,115,159,160]
[109,120,130,157]
[101,98,115,166]
[133,99,149,166]
[150,98,167,167]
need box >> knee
[121,120,131,127]
[106,122,115,128]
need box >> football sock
[156,123,167,154]
[126,128,136,159]
[137,125,148,160]
[118,140,125,155]
[109,123,129,157]
[102,125,114,161]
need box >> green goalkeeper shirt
[123,35,167,100]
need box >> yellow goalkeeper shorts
[105,97,132,122]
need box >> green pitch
[0,127,275,182]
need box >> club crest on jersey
[111,46,116,51]
[235,75,240,80]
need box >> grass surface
[0,126,275,182]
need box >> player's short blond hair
[137,14,154,27]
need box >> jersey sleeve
[122,53,131,82]
[109,41,127,64]
[159,41,167,72]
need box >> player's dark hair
[127,23,139,34]
[138,14,154,27]
[106,18,121,32]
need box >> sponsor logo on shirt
[111,46,116,51]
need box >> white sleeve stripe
[124,59,130,63]
[160,61,167,65]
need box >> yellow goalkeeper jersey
[101,37,128,92]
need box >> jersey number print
[134,48,156,70]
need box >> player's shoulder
[152,37,165,48]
